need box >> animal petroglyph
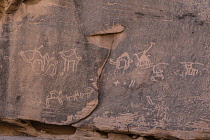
[46,90,63,108]
[134,42,155,69]
[110,52,133,70]
[59,48,82,73]
[80,87,95,98]
[66,90,80,101]
[151,63,169,82]
[46,87,95,108]
[19,46,58,77]
[180,62,204,76]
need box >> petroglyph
[66,90,80,101]
[110,52,133,70]
[180,62,204,76]
[114,80,120,86]
[3,56,13,61]
[146,96,154,105]
[80,87,95,98]
[129,80,135,88]
[59,48,82,73]
[46,87,95,108]
[134,42,155,69]
[19,46,58,77]
[151,63,169,82]
[46,90,63,108]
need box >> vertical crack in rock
[71,26,125,125]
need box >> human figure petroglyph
[66,90,80,101]
[46,90,63,108]
[151,63,169,82]
[59,48,82,72]
[110,52,133,70]
[180,62,204,76]
[134,42,155,69]
[19,46,58,77]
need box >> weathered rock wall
[1,0,210,139]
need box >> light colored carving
[129,80,135,88]
[151,63,168,82]
[59,48,82,73]
[19,46,58,77]
[46,90,63,108]
[110,52,133,70]
[146,96,154,105]
[66,90,80,101]
[114,80,120,86]
[180,62,204,76]
[80,87,94,98]
[66,87,94,102]
[134,42,155,69]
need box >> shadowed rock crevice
[86,25,125,50]
[23,0,42,5]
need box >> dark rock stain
[177,13,197,19]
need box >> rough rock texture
[1,0,210,139]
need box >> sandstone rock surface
[1,0,210,139]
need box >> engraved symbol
[180,62,204,76]
[46,90,63,108]
[4,56,13,61]
[19,46,58,77]
[134,42,155,69]
[129,80,135,88]
[151,63,168,82]
[80,87,94,98]
[110,52,133,70]
[114,80,120,86]
[59,48,82,73]
[146,96,154,105]
[66,90,80,101]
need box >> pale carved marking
[134,42,155,69]
[129,80,135,88]
[46,90,63,108]
[59,48,82,73]
[180,62,204,76]
[80,87,95,98]
[114,80,120,86]
[46,87,95,108]
[66,90,80,101]
[19,45,58,77]
[151,63,169,82]
[146,96,154,105]
[110,52,133,70]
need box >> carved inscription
[59,48,82,73]
[46,87,95,108]
[134,42,155,69]
[19,46,58,77]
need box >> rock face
[1,0,210,139]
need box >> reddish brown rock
[1,0,210,139]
